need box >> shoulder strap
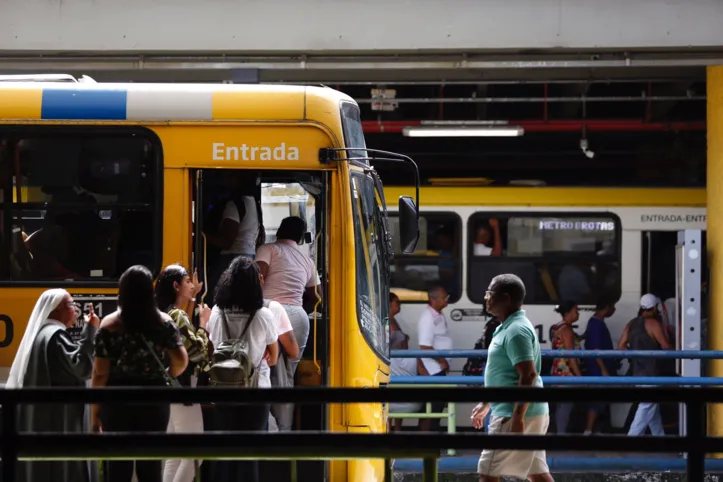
[239,308,258,341]
[140,334,174,385]
[220,307,258,343]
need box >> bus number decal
[0,314,13,348]
[534,324,547,344]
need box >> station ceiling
[0,57,709,188]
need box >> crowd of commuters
[388,273,676,482]
[9,213,318,482]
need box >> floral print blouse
[550,322,581,377]
[166,307,212,374]
[94,320,183,384]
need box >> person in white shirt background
[206,256,278,482]
[389,330,424,431]
[417,285,454,432]
[473,218,502,257]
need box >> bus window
[0,128,161,282]
[388,212,462,303]
[351,172,390,360]
[467,213,621,305]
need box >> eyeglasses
[484,290,496,298]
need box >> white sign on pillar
[676,229,702,438]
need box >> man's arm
[617,322,631,350]
[587,322,610,376]
[648,319,672,350]
[512,360,538,420]
[506,330,540,421]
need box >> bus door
[639,229,706,435]
[674,230,703,437]
[192,168,330,482]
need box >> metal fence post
[422,457,438,482]
[384,458,393,481]
[2,395,17,482]
[686,400,705,481]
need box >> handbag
[141,334,183,388]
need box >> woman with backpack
[91,265,189,482]
[206,256,279,482]
[155,264,213,482]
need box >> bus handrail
[392,349,723,359]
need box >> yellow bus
[0,76,420,482]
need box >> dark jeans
[211,403,270,482]
[100,402,170,482]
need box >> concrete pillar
[707,66,723,443]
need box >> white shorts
[477,414,550,479]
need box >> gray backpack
[208,308,259,388]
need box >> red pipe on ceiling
[361,120,706,133]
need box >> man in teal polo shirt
[471,274,553,482]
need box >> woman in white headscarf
[8,288,100,482]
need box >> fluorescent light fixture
[402,126,524,138]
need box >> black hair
[390,292,400,303]
[118,265,163,333]
[276,216,306,243]
[595,296,616,312]
[554,300,578,316]
[213,256,264,312]
[155,264,189,311]
[490,274,526,306]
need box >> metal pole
[384,458,393,481]
[422,457,438,482]
[2,396,17,482]
[686,401,706,482]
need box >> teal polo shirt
[484,309,549,418]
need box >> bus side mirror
[398,196,419,254]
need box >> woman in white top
[206,256,278,482]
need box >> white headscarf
[6,288,69,389]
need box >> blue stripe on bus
[41,89,128,120]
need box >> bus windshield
[350,172,390,361]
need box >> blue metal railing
[392,349,723,359]
[388,349,721,477]
[391,375,723,385]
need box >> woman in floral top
[91,265,188,482]
[155,264,213,482]
[550,300,582,434]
